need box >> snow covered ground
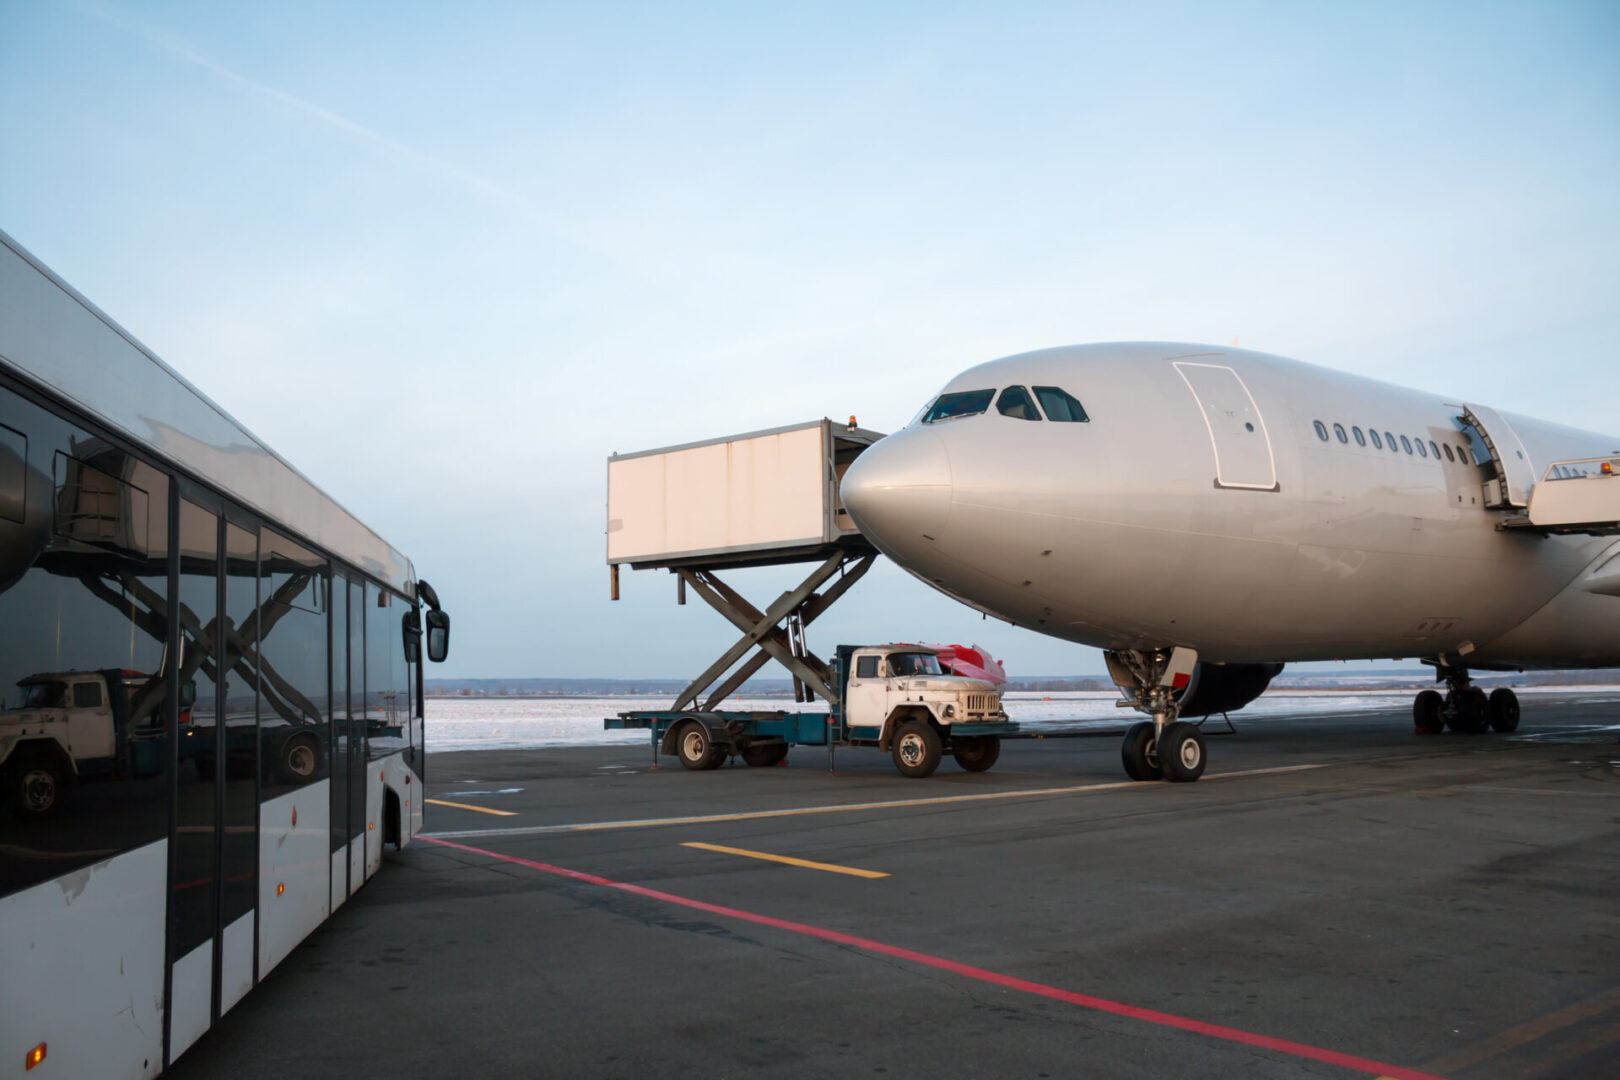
[423,686,1619,752]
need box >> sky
[2,1,1617,680]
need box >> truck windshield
[888,653,942,676]
[15,681,67,709]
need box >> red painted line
[421,836,1445,1080]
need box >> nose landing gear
[1414,665,1520,735]
[1107,647,1207,783]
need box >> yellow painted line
[424,762,1330,840]
[425,798,517,817]
[682,841,888,879]
[1419,985,1620,1076]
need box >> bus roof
[0,229,414,596]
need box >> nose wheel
[1108,648,1207,783]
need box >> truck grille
[964,693,1000,716]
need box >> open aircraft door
[1173,361,1279,491]
[1458,403,1536,509]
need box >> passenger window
[1352,426,1366,446]
[1333,423,1348,444]
[1032,386,1088,422]
[1443,443,1455,462]
[1385,431,1398,453]
[1416,439,1428,458]
[1429,440,1441,460]
[1313,421,1328,441]
[922,390,995,424]
[996,385,1042,421]
[1460,444,1473,464]
[1400,435,1413,454]
[73,682,103,708]
[856,655,879,679]
[1369,429,1383,450]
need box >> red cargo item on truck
[926,644,1006,685]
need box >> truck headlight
[943,703,956,718]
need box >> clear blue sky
[2,1,1617,678]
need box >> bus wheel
[11,753,63,818]
[951,735,1000,772]
[740,742,788,767]
[675,722,717,771]
[891,721,941,778]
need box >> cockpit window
[996,385,1042,421]
[887,652,943,676]
[1032,386,1089,422]
[921,389,994,424]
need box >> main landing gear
[1413,665,1520,735]
[1106,647,1207,783]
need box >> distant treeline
[426,668,1618,698]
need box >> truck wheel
[10,754,63,818]
[675,722,717,771]
[891,720,941,778]
[951,735,1000,772]
[280,734,324,783]
[740,742,788,767]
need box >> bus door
[168,502,259,1063]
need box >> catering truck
[607,643,1016,778]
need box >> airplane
[838,342,1620,782]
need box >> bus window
[921,390,994,424]
[1032,386,1089,422]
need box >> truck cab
[837,644,1009,776]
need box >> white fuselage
[840,343,1620,670]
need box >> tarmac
[168,692,1620,1079]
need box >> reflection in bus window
[0,388,171,901]
[921,390,994,424]
[260,530,329,794]
[1032,386,1089,422]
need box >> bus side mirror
[426,609,450,663]
[402,609,422,664]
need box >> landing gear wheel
[1487,688,1520,733]
[740,742,788,767]
[1121,721,1162,781]
[951,735,1001,773]
[1158,722,1206,783]
[9,755,63,818]
[891,720,942,778]
[675,721,721,771]
[1413,689,1445,734]
[1449,688,1489,734]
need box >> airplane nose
[840,428,953,545]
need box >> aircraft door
[1173,361,1279,491]
[1460,403,1536,508]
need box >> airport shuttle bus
[0,230,450,1077]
